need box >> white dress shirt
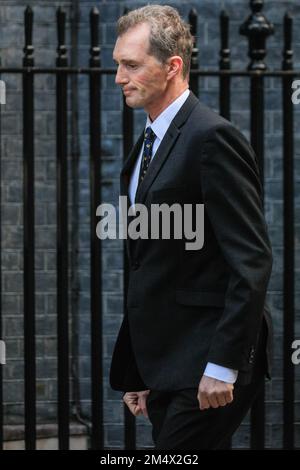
[128,88,238,384]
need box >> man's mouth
[123,88,135,94]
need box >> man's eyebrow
[113,58,138,64]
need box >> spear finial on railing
[220,10,230,70]
[188,8,199,96]
[189,8,198,69]
[23,6,34,66]
[90,7,100,68]
[282,12,293,71]
[239,0,274,71]
[56,7,67,66]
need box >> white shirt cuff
[204,362,238,384]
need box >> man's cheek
[129,77,144,92]
[148,75,165,91]
[134,82,148,96]
[135,76,148,90]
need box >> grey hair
[117,5,194,79]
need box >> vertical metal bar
[23,6,36,450]
[219,10,230,120]
[219,9,232,448]
[249,74,266,450]
[250,76,265,189]
[240,0,274,450]
[218,12,231,450]
[56,7,69,450]
[69,0,82,431]
[89,7,103,450]
[0,49,3,452]
[188,8,199,98]
[282,12,294,450]
[121,8,135,446]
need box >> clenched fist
[198,376,234,410]
[123,390,150,417]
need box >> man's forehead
[113,42,148,62]
[113,23,150,54]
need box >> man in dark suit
[109,5,273,449]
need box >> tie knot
[144,126,156,143]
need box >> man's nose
[115,65,128,85]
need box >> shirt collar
[145,89,190,141]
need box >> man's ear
[166,56,183,80]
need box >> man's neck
[147,85,189,122]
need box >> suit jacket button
[132,261,140,270]
[249,347,255,363]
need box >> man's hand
[123,390,150,418]
[198,376,234,410]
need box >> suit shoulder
[189,102,251,149]
[189,101,230,133]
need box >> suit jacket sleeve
[199,124,273,371]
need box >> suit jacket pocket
[175,289,225,307]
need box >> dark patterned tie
[138,126,156,186]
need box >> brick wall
[0,0,299,449]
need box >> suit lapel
[134,91,199,205]
[135,121,180,204]
[120,131,144,199]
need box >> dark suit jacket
[109,91,273,392]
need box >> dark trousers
[146,327,267,450]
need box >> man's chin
[124,96,143,109]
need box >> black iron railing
[0,0,298,450]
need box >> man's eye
[128,64,137,69]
